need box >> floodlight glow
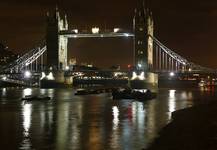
[132,72,137,80]
[92,27,99,34]
[46,72,55,80]
[124,33,129,37]
[65,66,69,70]
[2,76,7,80]
[138,72,145,80]
[138,63,142,68]
[24,71,31,78]
[114,28,120,33]
[72,29,78,34]
[170,72,175,77]
[40,72,46,80]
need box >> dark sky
[0,0,217,69]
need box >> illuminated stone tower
[46,7,68,70]
[134,0,154,71]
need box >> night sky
[0,0,217,69]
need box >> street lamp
[24,71,31,79]
[2,76,7,80]
[169,72,175,77]
[65,66,70,71]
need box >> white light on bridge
[114,28,120,33]
[124,33,129,37]
[40,72,46,80]
[138,63,142,68]
[2,76,7,80]
[131,71,145,80]
[139,72,145,80]
[72,29,78,34]
[65,66,69,70]
[92,27,99,34]
[24,71,31,79]
[169,72,175,77]
[46,72,55,80]
[132,72,137,80]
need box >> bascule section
[46,7,68,70]
[134,0,154,72]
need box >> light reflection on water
[168,90,176,119]
[112,106,119,130]
[21,103,32,149]
[23,88,32,97]
[0,87,216,149]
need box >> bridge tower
[46,7,68,70]
[134,0,154,72]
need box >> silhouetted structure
[0,43,17,66]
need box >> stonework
[46,7,68,70]
[134,1,154,71]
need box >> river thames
[0,87,215,149]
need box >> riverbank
[146,100,217,150]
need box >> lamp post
[24,71,32,86]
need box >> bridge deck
[59,31,134,38]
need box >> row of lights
[1,71,32,81]
[72,28,121,34]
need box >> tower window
[138,51,143,54]
[138,41,143,45]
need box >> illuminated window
[138,41,143,45]
[138,51,143,54]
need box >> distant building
[110,65,121,71]
[80,62,94,67]
[0,43,18,66]
[69,58,77,65]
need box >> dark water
[0,87,216,150]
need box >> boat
[198,80,206,87]
[74,89,102,95]
[112,88,156,101]
[112,88,134,99]
[22,96,51,101]
[132,90,157,101]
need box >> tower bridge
[0,0,215,87]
